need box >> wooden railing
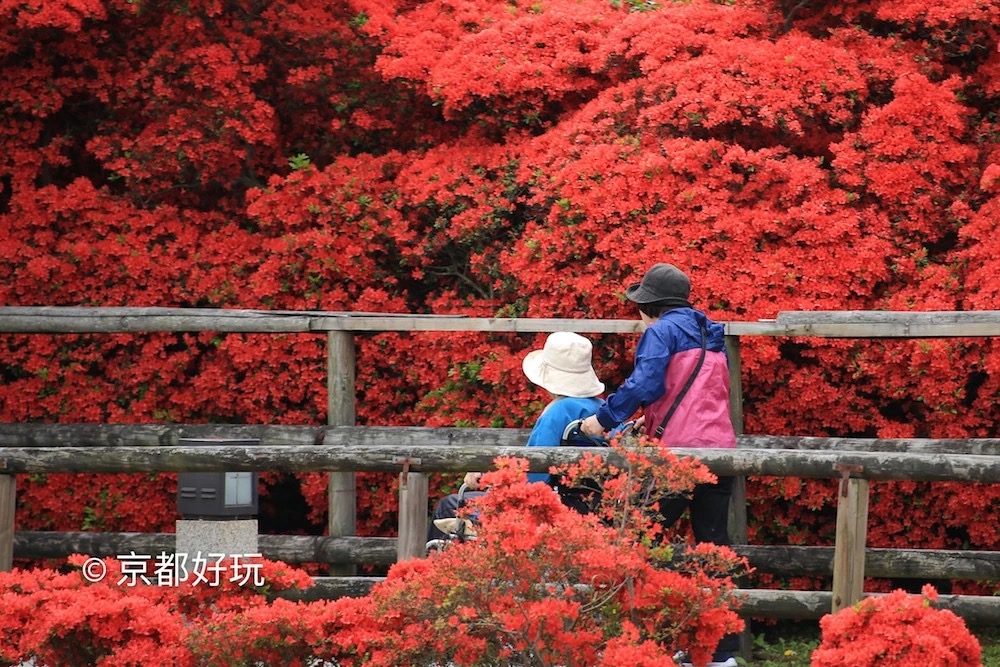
[1,307,999,624]
[0,423,998,623]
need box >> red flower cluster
[353,445,747,666]
[0,555,316,666]
[812,585,983,666]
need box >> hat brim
[522,349,605,398]
[625,281,662,304]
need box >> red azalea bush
[350,443,748,667]
[811,585,983,667]
[0,555,316,667]
[1,0,999,594]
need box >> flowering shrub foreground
[0,440,987,666]
[0,439,752,666]
[811,584,982,666]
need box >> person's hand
[463,471,483,490]
[580,415,605,437]
[633,415,646,434]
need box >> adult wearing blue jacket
[580,263,739,667]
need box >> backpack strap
[653,320,707,441]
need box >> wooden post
[832,466,869,613]
[0,474,14,571]
[396,464,429,562]
[725,334,748,545]
[725,334,751,658]
[328,332,357,575]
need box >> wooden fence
[1,308,999,625]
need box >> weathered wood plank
[777,311,1000,325]
[0,444,548,473]
[263,534,397,565]
[12,532,398,565]
[724,334,753,659]
[2,445,998,482]
[281,580,1000,625]
[4,424,998,457]
[735,434,1000,456]
[397,472,429,562]
[0,423,327,447]
[276,576,383,601]
[255,535,396,566]
[741,310,1000,338]
[14,531,1000,580]
[738,590,1000,625]
[322,426,1000,457]
[736,588,832,619]
[309,316,644,334]
[831,478,869,612]
[735,545,1000,581]
[0,307,314,333]
[322,426,530,447]
[15,531,175,558]
[7,306,1000,337]
[327,331,358,576]
[0,475,14,571]
[727,320,1000,338]
[0,308,643,334]
[724,334,749,545]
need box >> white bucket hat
[521,332,605,398]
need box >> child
[427,331,607,542]
[521,330,607,484]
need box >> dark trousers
[658,475,733,546]
[659,476,740,656]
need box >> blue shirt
[526,396,605,484]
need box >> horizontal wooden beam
[16,531,999,581]
[715,545,1000,581]
[308,316,644,334]
[321,427,1000,457]
[0,423,330,447]
[2,424,999,457]
[733,434,1000,456]
[4,307,1000,337]
[0,307,642,335]
[280,576,383,601]
[727,320,1000,337]
[13,531,398,566]
[735,589,1000,624]
[0,307,315,333]
[729,310,1000,337]
[283,579,1000,625]
[777,311,1000,325]
[1,444,999,482]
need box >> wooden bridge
[1,307,998,625]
